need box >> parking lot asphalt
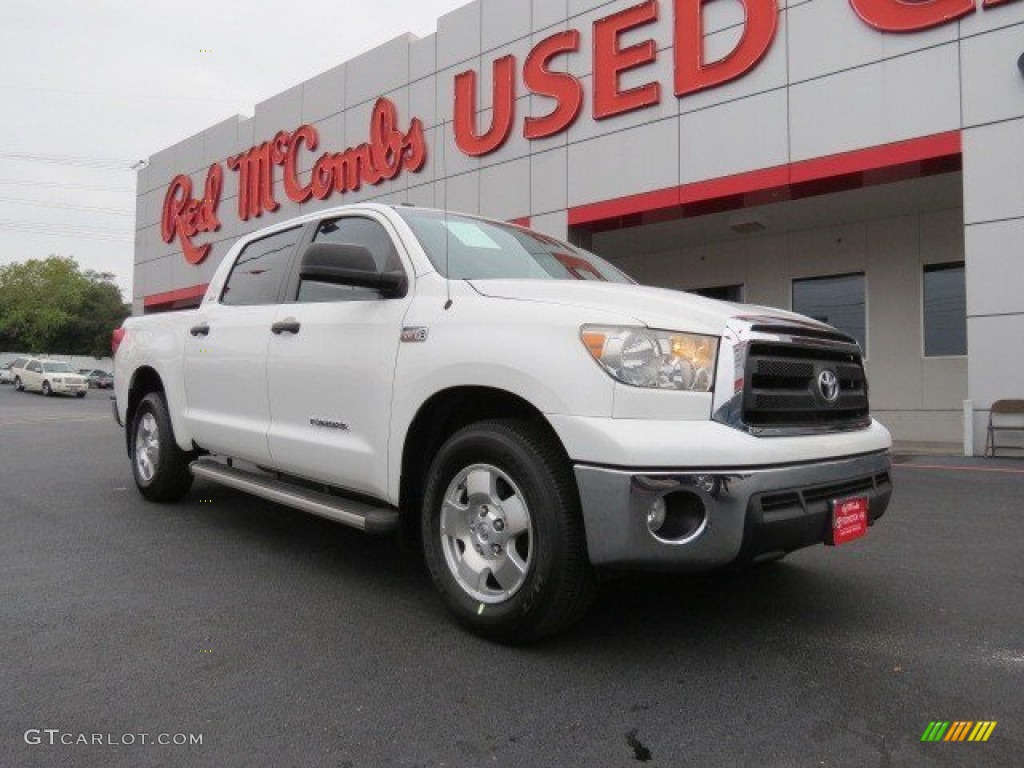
[1,384,1021,768]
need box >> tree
[0,256,130,356]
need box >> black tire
[76,391,86,398]
[42,381,52,397]
[130,392,194,502]
[14,376,23,391]
[421,419,597,644]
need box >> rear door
[183,225,305,464]
[265,213,413,499]
[22,360,43,391]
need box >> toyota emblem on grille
[818,370,840,403]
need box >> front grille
[758,471,892,523]
[743,341,869,430]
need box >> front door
[266,214,413,500]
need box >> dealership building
[134,0,1024,454]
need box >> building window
[792,273,867,355]
[690,284,744,303]
[923,263,967,357]
[221,227,303,306]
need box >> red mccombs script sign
[162,0,1020,264]
[162,98,425,264]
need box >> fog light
[646,497,667,533]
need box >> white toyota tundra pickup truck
[113,204,892,642]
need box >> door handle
[190,323,210,337]
[271,319,301,335]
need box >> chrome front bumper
[574,451,892,570]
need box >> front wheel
[76,391,86,398]
[14,376,23,391]
[130,392,194,502]
[42,381,52,397]
[421,420,596,644]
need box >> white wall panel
[482,0,533,52]
[567,117,680,206]
[965,219,1024,317]
[680,88,789,184]
[958,1,1024,36]
[203,117,238,167]
[788,0,956,84]
[534,0,569,30]
[410,75,438,130]
[410,34,438,82]
[442,171,481,213]
[963,118,1024,224]
[531,146,568,214]
[480,157,531,220]
[302,64,346,124]
[967,314,1024,408]
[438,2,482,69]
[530,209,568,240]
[346,36,413,108]
[960,22,1024,128]
[253,85,303,146]
[789,44,960,162]
[919,208,965,266]
[172,132,205,177]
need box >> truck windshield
[396,208,632,283]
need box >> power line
[0,152,133,171]
[0,197,133,216]
[0,219,132,243]
[0,178,131,193]
[0,83,252,107]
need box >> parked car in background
[0,362,17,384]
[80,369,114,389]
[7,357,30,388]
[16,358,88,397]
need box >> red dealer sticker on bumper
[828,497,869,546]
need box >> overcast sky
[0,0,468,298]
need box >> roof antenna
[441,118,453,311]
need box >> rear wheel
[421,419,596,644]
[130,392,194,502]
[14,376,23,391]
[42,381,52,397]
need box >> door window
[221,227,303,306]
[296,217,404,303]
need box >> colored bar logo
[921,721,997,742]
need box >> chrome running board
[189,459,399,535]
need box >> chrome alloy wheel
[440,463,533,604]
[135,412,160,484]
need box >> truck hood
[467,279,827,337]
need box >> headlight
[581,326,718,392]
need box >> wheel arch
[125,366,195,455]
[397,386,574,545]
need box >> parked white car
[16,358,88,397]
[2,357,29,385]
